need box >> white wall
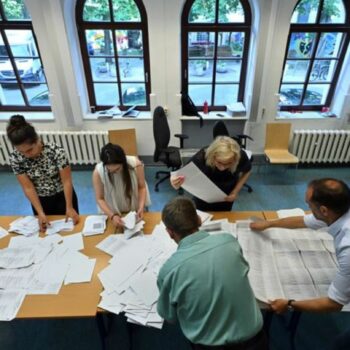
[0,0,349,156]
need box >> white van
[0,31,43,82]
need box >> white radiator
[0,131,109,165]
[292,130,350,163]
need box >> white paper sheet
[45,218,74,235]
[171,162,226,203]
[82,215,107,236]
[0,290,26,321]
[61,232,84,251]
[64,258,96,284]
[123,211,137,230]
[0,226,9,240]
[130,270,159,306]
[277,208,305,218]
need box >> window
[279,0,350,112]
[0,0,50,111]
[76,0,151,112]
[181,0,251,111]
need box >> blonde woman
[170,136,252,211]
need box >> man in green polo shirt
[157,197,268,350]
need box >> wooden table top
[0,211,265,319]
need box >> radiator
[0,131,109,165]
[292,130,350,164]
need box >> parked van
[0,31,43,82]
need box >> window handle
[145,72,148,83]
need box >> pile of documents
[0,232,96,321]
[8,216,40,236]
[82,215,108,236]
[235,220,345,306]
[46,218,74,235]
[97,223,177,329]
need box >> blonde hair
[205,136,241,172]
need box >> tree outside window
[182,0,251,111]
[76,0,151,112]
[0,0,50,111]
[279,0,349,112]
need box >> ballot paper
[0,247,35,268]
[0,290,26,321]
[0,227,9,239]
[123,211,137,229]
[124,220,145,240]
[64,258,96,284]
[277,208,305,218]
[97,224,179,329]
[9,216,39,237]
[82,215,107,236]
[61,232,84,251]
[196,210,213,224]
[45,218,74,236]
[171,162,226,203]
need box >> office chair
[153,106,188,192]
[213,120,253,193]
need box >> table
[0,211,265,320]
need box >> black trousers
[31,189,79,215]
[191,329,269,350]
[193,197,233,212]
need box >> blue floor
[0,164,350,349]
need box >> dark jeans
[332,328,350,350]
[31,189,79,215]
[191,329,269,350]
[194,197,233,212]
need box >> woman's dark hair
[6,114,39,146]
[100,143,132,204]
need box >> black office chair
[153,106,188,192]
[213,120,254,193]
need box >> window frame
[181,0,252,111]
[0,2,50,112]
[76,0,151,112]
[279,0,350,112]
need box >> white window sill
[84,111,152,121]
[276,111,339,120]
[0,111,54,122]
[181,111,247,121]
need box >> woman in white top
[92,143,151,228]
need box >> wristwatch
[287,299,295,311]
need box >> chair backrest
[213,120,230,139]
[153,106,170,161]
[108,128,138,155]
[265,123,292,150]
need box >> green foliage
[2,0,30,20]
[189,0,241,22]
[83,0,140,22]
[295,0,341,20]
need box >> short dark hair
[162,197,199,237]
[308,178,350,216]
[6,115,38,146]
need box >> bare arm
[92,169,123,227]
[270,297,342,314]
[135,159,147,220]
[226,170,252,202]
[16,174,48,232]
[250,216,307,231]
[59,166,79,224]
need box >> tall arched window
[181,0,251,111]
[0,0,50,111]
[279,0,350,112]
[76,0,151,112]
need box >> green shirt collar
[178,230,209,249]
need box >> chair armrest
[174,134,189,149]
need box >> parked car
[122,86,145,104]
[280,88,322,105]
[29,90,50,106]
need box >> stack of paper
[8,216,39,237]
[82,215,107,236]
[97,225,177,329]
[277,208,305,218]
[0,232,95,321]
[123,211,145,239]
[46,218,74,235]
